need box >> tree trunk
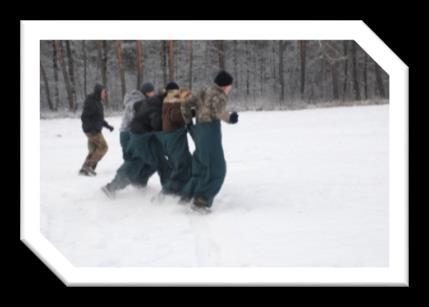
[375,62,386,98]
[40,62,54,111]
[82,41,87,97]
[246,41,250,97]
[253,49,256,100]
[115,40,127,102]
[342,41,349,101]
[351,41,361,100]
[217,40,225,70]
[321,55,326,101]
[161,41,167,85]
[331,61,339,100]
[233,40,238,89]
[101,41,108,88]
[97,40,109,106]
[65,41,77,111]
[97,40,102,77]
[272,41,277,94]
[188,40,193,90]
[136,40,144,90]
[279,41,285,102]
[299,41,306,100]
[260,56,264,96]
[363,53,368,100]
[52,40,60,110]
[55,41,75,112]
[167,40,175,81]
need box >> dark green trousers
[182,120,226,207]
[120,131,131,161]
[109,132,171,191]
[155,127,192,195]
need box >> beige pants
[81,132,108,170]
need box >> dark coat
[81,86,110,133]
[130,94,164,134]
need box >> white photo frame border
[21,20,408,286]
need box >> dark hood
[93,84,106,100]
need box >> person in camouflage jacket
[180,71,239,211]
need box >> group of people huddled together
[79,70,238,212]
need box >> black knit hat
[214,70,233,87]
[93,83,106,99]
[141,82,155,94]
[94,83,106,94]
[165,82,179,91]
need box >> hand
[191,109,196,117]
[229,112,238,124]
[108,125,114,132]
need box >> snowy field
[40,105,389,267]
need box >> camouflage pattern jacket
[181,85,230,124]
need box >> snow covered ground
[40,105,389,267]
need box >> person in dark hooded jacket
[79,84,114,176]
[129,90,165,134]
[101,85,172,199]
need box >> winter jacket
[181,85,230,125]
[162,89,191,133]
[130,94,164,134]
[119,90,145,132]
[133,90,166,114]
[81,87,110,133]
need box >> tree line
[40,40,388,112]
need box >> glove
[191,109,196,117]
[229,112,239,124]
[108,125,114,132]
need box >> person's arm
[213,95,231,123]
[181,94,198,124]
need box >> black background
[7,2,419,292]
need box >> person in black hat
[179,71,238,212]
[155,82,193,196]
[165,81,179,91]
[132,82,156,116]
[79,83,114,176]
[141,82,155,96]
[102,82,173,199]
[119,82,157,164]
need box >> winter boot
[178,194,192,205]
[101,184,116,199]
[79,168,90,176]
[191,196,211,214]
[86,167,97,176]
